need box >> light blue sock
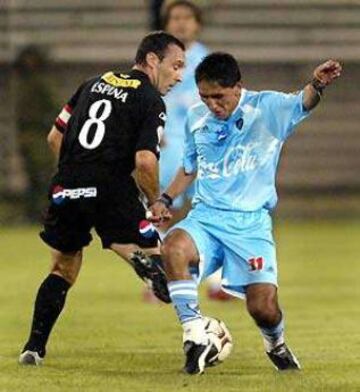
[168,280,201,324]
[260,315,285,351]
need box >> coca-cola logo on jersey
[198,143,259,179]
[197,138,279,180]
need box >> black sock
[23,274,71,357]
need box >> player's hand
[146,201,172,226]
[313,59,342,86]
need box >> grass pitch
[1,221,360,392]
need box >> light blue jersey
[160,42,208,207]
[171,88,311,297]
[183,89,310,211]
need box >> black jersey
[54,70,166,176]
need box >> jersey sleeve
[182,115,198,174]
[54,84,84,134]
[136,96,166,159]
[261,90,310,141]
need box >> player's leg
[109,243,170,303]
[19,248,83,365]
[217,209,300,370]
[96,176,171,303]
[246,283,300,370]
[162,227,219,374]
[19,178,93,365]
[110,243,158,263]
[246,283,283,351]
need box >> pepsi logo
[139,220,157,239]
[52,185,65,205]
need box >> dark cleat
[266,343,301,371]
[131,252,171,304]
[183,340,216,375]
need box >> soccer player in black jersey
[19,31,185,366]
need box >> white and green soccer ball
[204,316,233,365]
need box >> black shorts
[40,167,158,253]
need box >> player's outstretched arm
[147,167,195,224]
[165,167,197,201]
[135,150,160,206]
[303,59,342,111]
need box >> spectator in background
[14,46,58,222]
[149,0,210,31]
[160,0,208,224]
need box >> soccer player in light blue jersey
[155,53,342,374]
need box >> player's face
[198,80,241,120]
[166,6,200,46]
[156,44,185,95]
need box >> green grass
[1,221,360,392]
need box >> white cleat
[19,350,44,366]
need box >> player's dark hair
[162,0,203,28]
[135,31,185,65]
[195,52,242,87]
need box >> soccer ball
[204,316,233,365]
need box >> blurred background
[0,0,360,224]
[1,3,360,390]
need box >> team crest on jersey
[139,220,157,239]
[248,257,264,271]
[215,124,229,141]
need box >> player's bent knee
[161,231,191,264]
[50,251,82,286]
[51,265,78,285]
[161,241,184,264]
[161,231,197,281]
[246,296,281,327]
[247,300,281,327]
[51,270,76,286]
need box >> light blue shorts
[169,203,278,299]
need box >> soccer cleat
[131,252,171,304]
[18,350,44,366]
[183,340,217,375]
[266,343,301,371]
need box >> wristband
[311,78,326,96]
[156,193,173,208]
